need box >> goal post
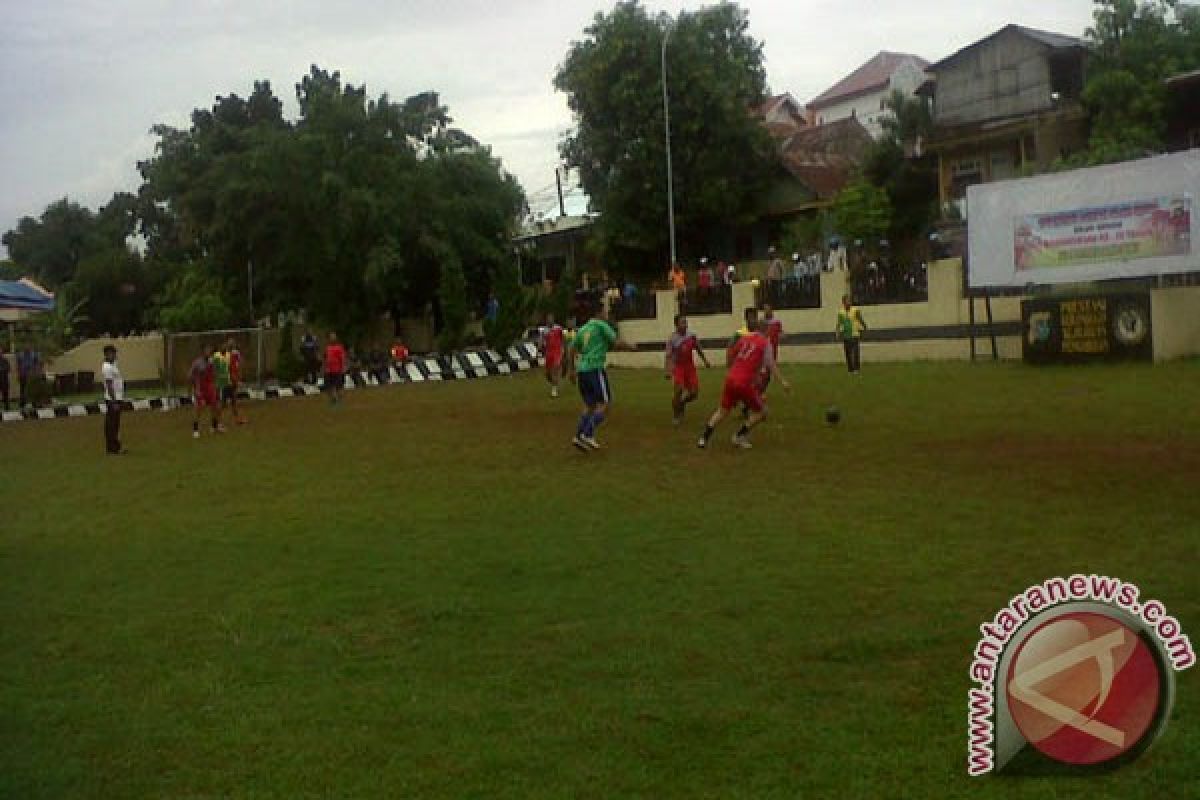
[164,327,267,397]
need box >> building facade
[807,51,930,138]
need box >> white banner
[968,151,1200,289]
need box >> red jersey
[325,343,346,373]
[727,332,774,385]
[666,331,699,369]
[190,355,214,389]
[229,349,242,383]
[543,325,565,357]
[764,317,783,356]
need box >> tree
[153,263,235,332]
[136,67,524,346]
[555,1,778,270]
[437,256,469,353]
[483,258,537,348]
[831,178,892,247]
[862,90,938,246]
[1077,0,1200,164]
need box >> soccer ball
[824,406,841,425]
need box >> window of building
[1048,53,1085,101]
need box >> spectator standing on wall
[766,247,784,293]
[300,329,319,385]
[16,346,39,409]
[0,345,10,411]
[697,259,714,294]
[724,263,738,285]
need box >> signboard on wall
[969,151,1200,288]
[1022,294,1153,363]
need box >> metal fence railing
[679,285,732,316]
[758,277,821,310]
[610,292,658,321]
[849,268,929,306]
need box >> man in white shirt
[101,344,126,454]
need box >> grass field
[2,361,1198,799]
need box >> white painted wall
[811,57,928,139]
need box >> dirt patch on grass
[928,434,1200,479]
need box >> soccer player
[212,343,233,422]
[664,314,711,425]
[567,303,633,452]
[698,316,790,450]
[224,338,247,424]
[836,294,867,374]
[324,332,347,405]
[540,313,566,398]
[759,304,784,394]
[190,344,223,438]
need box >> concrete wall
[609,258,1025,367]
[1152,286,1200,361]
[49,335,166,384]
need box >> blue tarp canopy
[0,280,55,311]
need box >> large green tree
[862,90,938,246]
[1079,0,1200,163]
[135,67,524,343]
[555,0,778,270]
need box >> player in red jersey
[759,304,784,394]
[540,313,566,397]
[189,343,223,438]
[664,314,711,425]
[324,332,347,406]
[224,338,248,424]
[698,316,789,449]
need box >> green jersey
[571,318,617,372]
[838,307,865,339]
[212,352,232,387]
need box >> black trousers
[843,338,861,373]
[105,401,122,453]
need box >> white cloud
[0,0,1098,253]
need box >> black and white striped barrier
[0,343,543,424]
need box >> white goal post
[164,327,267,396]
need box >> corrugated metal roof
[927,24,1082,72]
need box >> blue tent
[0,280,55,311]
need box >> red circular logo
[1006,612,1162,765]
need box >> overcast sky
[0,0,1100,252]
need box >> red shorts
[673,365,698,393]
[545,350,563,369]
[720,377,764,413]
[193,386,218,408]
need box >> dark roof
[928,24,1083,72]
[808,51,929,110]
[778,117,874,200]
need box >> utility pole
[555,166,567,218]
[661,22,677,268]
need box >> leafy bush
[276,318,306,383]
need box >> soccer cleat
[216,424,227,433]
[572,435,590,452]
[192,430,200,439]
[696,435,709,449]
[732,434,753,449]
[672,412,683,427]
[580,435,601,450]
[551,386,559,398]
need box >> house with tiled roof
[806,51,930,138]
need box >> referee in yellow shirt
[836,294,867,374]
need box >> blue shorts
[577,369,611,407]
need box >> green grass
[2,361,1198,799]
